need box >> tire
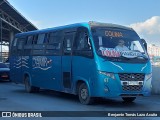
[24,76,39,93]
[122,97,136,102]
[78,83,94,105]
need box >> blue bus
[10,22,152,104]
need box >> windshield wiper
[102,57,123,62]
[135,54,148,60]
[121,55,148,60]
[120,56,131,60]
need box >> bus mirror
[141,39,147,51]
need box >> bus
[10,22,152,104]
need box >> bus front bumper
[90,74,152,98]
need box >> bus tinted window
[73,27,93,58]
[17,40,24,50]
[24,36,33,55]
[45,32,62,55]
[11,38,18,55]
[17,37,26,55]
[27,36,33,45]
[48,32,56,44]
[32,33,46,55]
[37,33,45,44]
[33,35,38,44]
[75,32,91,50]
[64,33,75,53]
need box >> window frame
[63,31,76,56]
[45,31,63,56]
[73,27,93,58]
[16,37,26,56]
[32,33,46,56]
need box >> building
[148,44,160,57]
[148,44,160,66]
[0,0,37,62]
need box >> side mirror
[141,39,147,51]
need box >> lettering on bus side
[32,56,52,70]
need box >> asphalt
[0,81,160,120]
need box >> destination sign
[105,31,123,37]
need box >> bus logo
[130,74,135,79]
[32,56,52,70]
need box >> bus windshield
[92,27,149,63]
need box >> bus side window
[27,36,33,45]
[74,28,91,50]
[24,35,34,55]
[78,33,91,50]
[33,35,38,44]
[32,33,46,55]
[37,33,45,44]
[17,37,26,56]
[73,27,93,58]
[48,32,61,49]
[63,32,75,55]
[11,38,18,55]
[45,32,62,55]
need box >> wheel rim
[80,88,88,100]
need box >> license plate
[128,81,139,85]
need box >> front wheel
[24,76,39,93]
[122,97,136,102]
[78,83,94,105]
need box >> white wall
[152,66,160,94]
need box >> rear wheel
[122,97,136,102]
[78,83,94,105]
[24,76,39,93]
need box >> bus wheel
[24,76,39,93]
[78,83,94,105]
[122,97,136,102]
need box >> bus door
[62,32,75,90]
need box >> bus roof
[15,21,133,37]
[15,22,89,37]
[89,21,133,30]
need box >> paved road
[0,81,160,120]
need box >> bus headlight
[145,73,152,81]
[98,71,116,80]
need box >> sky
[7,0,160,47]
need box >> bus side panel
[21,56,32,83]
[31,56,62,91]
[10,56,23,83]
[72,56,96,96]
[10,56,16,82]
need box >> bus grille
[119,73,145,91]
[122,85,143,91]
[118,73,145,81]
